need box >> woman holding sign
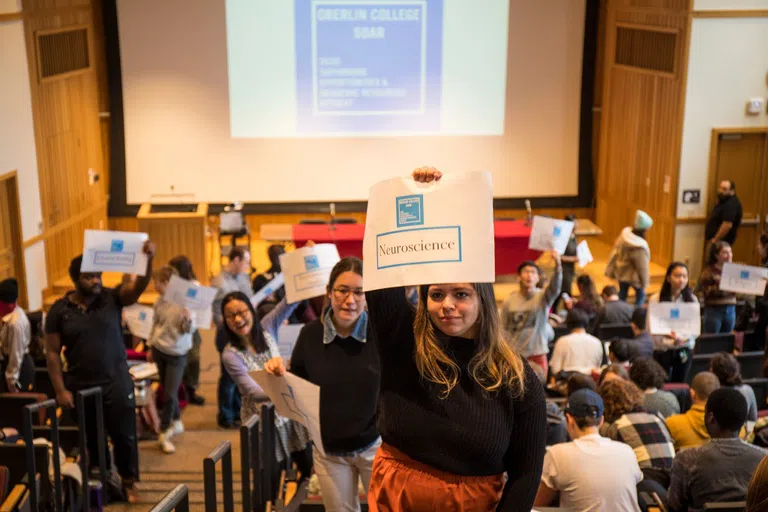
[219,293,314,482]
[362,168,546,512]
[649,262,699,383]
[267,256,381,512]
[696,241,737,334]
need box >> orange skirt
[368,442,504,512]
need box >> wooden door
[711,133,768,265]
[0,173,28,308]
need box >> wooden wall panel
[596,0,691,265]
[21,0,109,285]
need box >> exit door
[711,132,768,266]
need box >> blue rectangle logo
[186,288,198,299]
[110,240,124,252]
[553,226,562,237]
[304,255,320,271]
[670,308,680,320]
[396,194,424,227]
[138,312,147,321]
[741,270,750,280]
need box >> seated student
[609,338,633,367]
[591,285,635,335]
[599,363,630,387]
[601,379,676,474]
[562,275,603,319]
[624,308,654,361]
[667,388,767,512]
[710,352,759,430]
[747,452,768,512]
[535,389,643,512]
[665,371,720,450]
[549,309,604,379]
[629,358,680,419]
[500,257,562,374]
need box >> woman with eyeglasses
[220,292,313,484]
[361,168,546,511]
[266,257,380,512]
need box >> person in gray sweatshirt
[500,251,562,373]
[148,266,195,454]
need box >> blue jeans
[703,304,736,334]
[217,359,241,425]
[153,348,187,431]
[619,282,646,306]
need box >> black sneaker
[218,421,237,430]
[188,392,206,406]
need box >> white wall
[694,0,768,9]
[0,7,48,310]
[674,16,768,274]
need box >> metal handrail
[240,414,263,511]
[23,399,62,512]
[203,441,235,512]
[76,386,108,511]
[149,484,190,512]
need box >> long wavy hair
[707,241,731,266]
[600,379,644,424]
[414,282,526,398]
[576,274,602,309]
[659,261,695,302]
[169,255,197,281]
[220,291,267,353]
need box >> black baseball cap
[564,389,604,419]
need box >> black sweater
[289,318,380,454]
[366,287,547,512]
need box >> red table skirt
[292,221,540,275]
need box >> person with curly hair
[629,358,680,418]
[709,352,758,429]
[598,363,630,387]
[600,379,675,481]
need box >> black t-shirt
[705,195,743,244]
[45,288,129,386]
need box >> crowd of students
[2,167,768,511]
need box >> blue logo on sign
[110,240,124,252]
[186,288,198,299]
[741,270,750,280]
[139,312,147,321]
[553,226,562,237]
[670,308,680,320]
[304,255,319,271]
[396,194,424,228]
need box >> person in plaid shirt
[600,378,675,488]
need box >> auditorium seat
[0,466,8,504]
[0,394,47,432]
[552,326,569,343]
[744,378,768,411]
[0,445,50,508]
[663,383,692,413]
[703,502,745,511]
[737,351,764,380]
[688,354,713,384]
[598,323,633,341]
[694,333,735,355]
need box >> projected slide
[294,1,443,133]
[226,0,509,138]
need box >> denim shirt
[322,308,368,345]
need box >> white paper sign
[719,263,768,296]
[219,211,244,232]
[251,371,325,455]
[363,172,495,291]
[528,216,575,254]
[123,304,154,340]
[277,324,304,359]
[251,273,285,308]
[648,302,701,337]
[164,275,217,329]
[280,245,340,303]
[81,230,149,275]
[577,240,593,267]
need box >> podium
[137,203,210,284]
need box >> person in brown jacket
[605,210,652,306]
[665,371,720,449]
[696,241,737,334]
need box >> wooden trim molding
[22,197,108,249]
[675,217,707,225]
[0,12,23,22]
[692,10,768,18]
[0,170,17,184]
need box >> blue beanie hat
[634,210,653,231]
